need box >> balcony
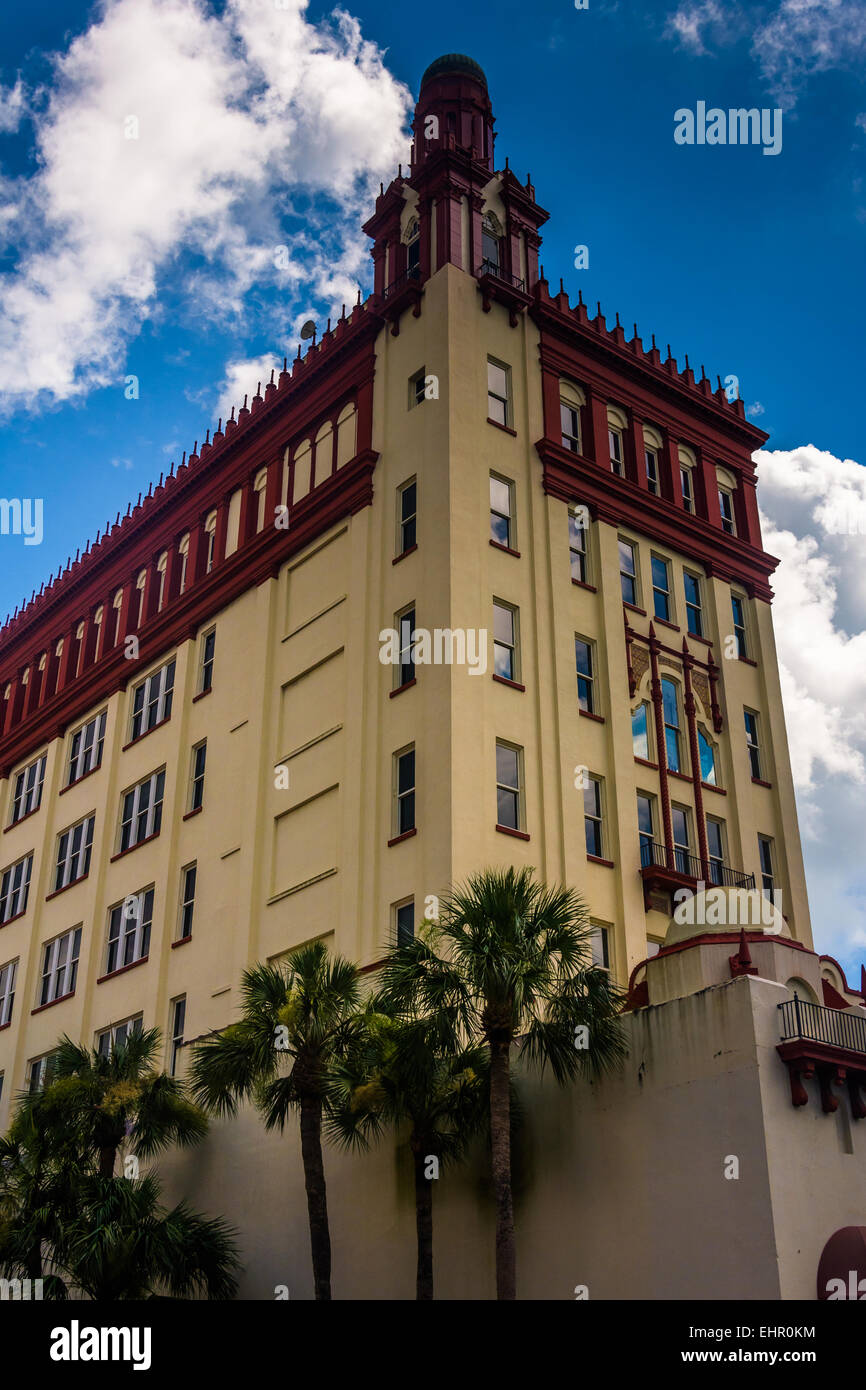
[475,261,531,325]
[379,265,423,335]
[777,995,866,1116]
[639,838,755,910]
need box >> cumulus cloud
[0,79,26,133]
[752,0,866,108]
[664,0,730,54]
[0,0,412,414]
[214,353,282,423]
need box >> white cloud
[0,79,26,133]
[747,400,765,417]
[664,0,728,54]
[215,353,281,424]
[0,0,412,414]
[752,0,866,108]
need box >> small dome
[664,886,786,946]
[420,54,488,90]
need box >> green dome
[420,54,487,90]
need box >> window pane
[493,604,513,647]
[487,362,507,400]
[490,477,510,517]
[632,705,649,759]
[496,744,518,790]
[662,680,678,727]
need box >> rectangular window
[494,601,519,682]
[40,926,82,1007]
[394,747,416,836]
[67,711,107,786]
[568,508,588,583]
[10,754,46,825]
[169,998,186,1077]
[130,660,175,742]
[397,478,417,555]
[54,813,95,893]
[645,448,659,496]
[490,474,514,549]
[199,629,216,694]
[106,888,154,976]
[178,863,196,941]
[662,680,682,774]
[651,555,671,622]
[731,594,748,660]
[632,704,650,761]
[27,1055,55,1094]
[681,467,694,514]
[672,806,692,876]
[97,1015,143,1058]
[584,776,604,858]
[395,899,415,948]
[409,367,426,408]
[396,607,416,689]
[683,572,703,637]
[758,835,775,897]
[719,488,736,535]
[495,741,522,831]
[190,741,207,813]
[707,818,726,885]
[608,428,624,477]
[487,358,511,427]
[637,792,655,866]
[119,769,165,852]
[0,853,33,924]
[0,959,17,1027]
[561,401,581,453]
[619,539,638,606]
[590,924,610,970]
[744,710,762,779]
[575,637,595,714]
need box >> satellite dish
[300,320,316,340]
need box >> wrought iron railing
[476,260,526,291]
[639,839,755,889]
[779,995,866,1055]
[382,264,421,299]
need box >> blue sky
[1,0,865,977]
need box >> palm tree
[381,865,626,1300]
[11,1027,208,1179]
[0,1124,74,1298]
[189,941,362,1300]
[328,1005,487,1299]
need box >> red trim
[59,761,103,796]
[492,675,525,692]
[668,768,693,784]
[656,618,680,633]
[622,602,646,617]
[182,806,203,822]
[97,954,149,985]
[496,824,530,841]
[389,679,416,699]
[387,828,417,847]
[110,830,160,863]
[4,806,42,835]
[702,781,727,795]
[634,757,658,770]
[31,990,76,1014]
[819,954,866,1004]
[0,906,28,929]
[571,579,597,593]
[171,935,192,949]
[579,709,605,723]
[0,1020,10,1032]
[587,854,615,868]
[739,655,758,667]
[191,687,213,705]
[752,777,773,789]
[487,418,517,437]
[45,873,89,902]
[689,633,714,648]
[121,715,171,753]
[392,545,418,565]
[489,540,521,558]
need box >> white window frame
[96,1014,143,1057]
[0,853,33,924]
[199,628,216,694]
[130,660,175,742]
[39,926,82,1007]
[397,477,417,555]
[487,357,511,428]
[189,741,207,812]
[106,888,154,975]
[745,709,762,780]
[490,473,515,549]
[54,813,95,893]
[10,754,46,825]
[169,997,186,1076]
[0,959,17,1027]
[618,537,639,607]
[393,745,416,837]
[67,710,107,786]
[584,775,604,859]
[683,570,704,637]
[178,863,197,941]
[493,600,520,683]
[119,770,165,852]
[568,507,589,583]
[495,740,523,833]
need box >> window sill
[192,687,213,705]
[122,716,171,753]
[579,709,605,724]
[492,675,525,692]
[622,602,646,617]
[572,579,597,593]
[392,545,418,566]
[45,874,89,903]
[751,777,773,789]
[171,935,193,949]
[389,678,416,699]
[668,769,693,784]
[586,854,615,869]
[655,618,680,633]
[110,830,160,863]
[182,806,203,822]
[0,907,28,929]
[487,417,517,437]
[388,828,417,848]
[489,540,521,558]
[687,633,713,648]
[739,655,758,667]
[634,757,658,771]
[496,824,530,841]
[4,805,42,834]
[97,955,149,985]
[59,762,103,796]
[0,1020,10,1033]
[702,781,727,795]
[32,990,76,1015]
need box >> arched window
[135,571,147,629]
[559,379,585,454]
[293,439,312,504]
[405,217,420,276]
[661,678,682,773]
[314,421,334,484]
[698,729,717,785]
[335,403,357,470]
[156,553,168,612]
[607,404,628,477]
[643,424,663,496]
[678,444,698,514]
[178,534,190,595]
[111,590,123,646]
[73,621,86,677]
[254,468,268,533]
[481,212,502,275]
[204,512,217,575]
[716,464,737,535]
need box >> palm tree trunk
[299,1093,331,1300]
[99,1144,116,1179]
[489,1039,516,1299]
[413,1146,434,1300]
